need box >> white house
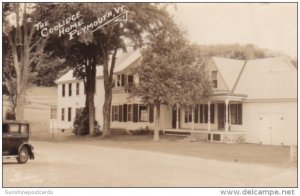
[53,52,297,146]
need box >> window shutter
[133,104,139,122]
[121,74,125,86]
[184,110,188,123]
[238,104,242,125]
[194,105,199,123]
[210,104,215,124]
[200,104,204,123]
[149,106,154,123]
[112,106,115,121]
[204,104,208,123]
[119,105,123,122]
[123,104,127,122]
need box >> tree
[2,3,66,120]
[83,3,180,136]
[131,33,212,140]
[64,35,103,136]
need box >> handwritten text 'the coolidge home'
[34,6,127,40]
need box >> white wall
[242,101,297,145]
[56,78,105,131]
[111,90,172,131]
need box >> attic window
[212,71,218,88]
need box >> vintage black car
[2,120,34,163]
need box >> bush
[130,126,152,135]
[73,108,89,135]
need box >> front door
[218,103,225,130]
[172,108,181,129]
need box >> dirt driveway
[3,140,297,187]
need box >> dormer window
[113,74,135,92]
[212,71,218,88]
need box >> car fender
[18,143,35,160]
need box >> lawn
[44,134,297,169]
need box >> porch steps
[182,133,209,142]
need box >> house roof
[213,56,297,100]
[55,50,141,84]
[212,57,245,90]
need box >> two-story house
[53,51,297,145]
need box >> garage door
[258,113,284,145]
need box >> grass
[41,134,297,169]
[4,86,297,169]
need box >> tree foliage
[2,3,68,119]
[131,29,212,140]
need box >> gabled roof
[213,56,297,100]
[55,50,141,84]
[212,57,245,90]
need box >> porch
[165,93,247,143]
[162,128,247,143]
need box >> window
[76,83,80,95]
[127,104,132,121]
[9,124,19,134]
[112,106,119,122]
[50,107,57,119]
[62,84,65,97]
[61,108,65,121]
[197,104,214,124]
[68,107,72,122]
[19,124,27,135]
[230,104,242,125]
[125,75,134,92]
[139,105,148,122]
[212,71,218,88]
[112,104,153,123]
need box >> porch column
[207,101,211,131]
[225,99,229,132]
[176,104,179,130]
[191,105,195,130]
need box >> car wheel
[17,147,29,164]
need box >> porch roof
[210,92,247,102]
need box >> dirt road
[3,141,297,187]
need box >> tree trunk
[15,72,25,120]
[88,90,95,136]
[102,87,112,136]
[15,93,25,120]
[102,49,118,137]
[154,103,161,141]
[86,59,96,136]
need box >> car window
[20,124,28,135]
[9,124,20,134]
[2,124,9,133]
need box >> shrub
[73,108,89,135]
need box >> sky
[169,3,297,58]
